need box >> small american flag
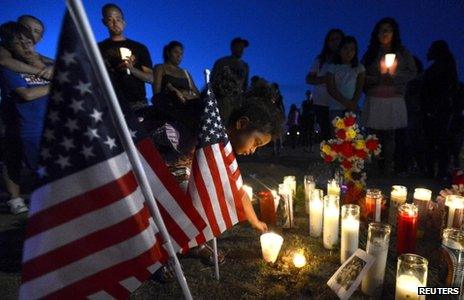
[187,87,247,247]
[20,12,204,299]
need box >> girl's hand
[252,220,268,233]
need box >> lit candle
[260,232,284,263]
[323,195,340,249]
[365,189,383,222]
[445,195,464,229]
[413,188,432,238]
[362,223,391,297]
[292,251,307,268]
[304,175,315,214]
[341,204,360,264]
[327,179,340,197]
[243,185,253,201]
[396,203,418,255]
[385,53,396,69]
[309,189,324,238]
[119,47,132,75]
[279,183,294,228]
[442,228,464,288]
[391,185,407,207]
[284,176,296,196]
[395,254,428,300]
[259,191,276,225]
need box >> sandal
[149,265,175,284]
[187,244,226,266]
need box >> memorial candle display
[259,191,277,225]
[119,47,132,75]
[279,183,294,228]
[327,179,340,197]
[323,195,340,249]
[391,185,407,207]
[395,254,428,300]
[362,223,391,297]
[260,232,284,263]
[309,189,324,238]
[364,189,384,222]
[341,204,360,264]
[413,188,432,238]
[396,203,418,255]
[304,175,316,214]
[445,195,464,229]
[284,176,297,196]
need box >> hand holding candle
[119,47,132,75]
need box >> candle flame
[292,252,306,268]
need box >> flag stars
[103,136,117,150]
[206,118,212,124]
[69,98,85,113]
[90,109,103,123]
[51,90,63,104]
[64,118,79,132]
[60,136,75,151]
[129,129,137,138]
[43,128,55,141]
[55,70,70,84]
[48,110,59,123]
[84,127,100,141]
[56,155,71,169]
[74,80,91,95]
[80,145,95,159]
[61,51,77,66]
[205,136,211,142]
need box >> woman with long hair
[421,40,458,178]
[306,28,344,141]
[361,17,416,174]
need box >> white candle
[310,189,323,237]
[323,195,339,249]
[341,216,359,264]
[327,179,340,197]
[243,185,253,201]
[395,274,424,300]
[362,240,389,296]
[385,53,396,69]
[414,188,432,201]
[271,189,280,213]
[445,195,464,228]
[391,185,407,206]
[304,176,316,214]
[279,183,294,228]
[284,176,296,196]
[119,47,132,75]
[413,188,432,237]
[260,232,284,263]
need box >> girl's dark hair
[333,36,359,68]
[102,3,124,18]
[0,21,34,47]
[163,40,183,62]
[362,17,403,67]
[228,97,284,139]
[17,15,44,32]
[317,28,345,67]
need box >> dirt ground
[0,146,453,299]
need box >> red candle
[259,191,276,225]
[396,203,418,255]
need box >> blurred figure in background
[287,104,300,149]
[300,90,315,152]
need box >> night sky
[1,0,463,109]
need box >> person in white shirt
[326,36,366,117]
[306,28,344,140]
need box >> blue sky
[1,0,463,109]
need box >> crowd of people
[286,18,462,181]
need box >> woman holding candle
[361,18,417,175]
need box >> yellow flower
[335,119,345,129]
[346,128,357,140]
[354,140,366,150]
[321,144,332,155]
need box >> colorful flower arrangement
[320,112,381,192]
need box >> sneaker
[7,197,28,215]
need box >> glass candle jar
[445,195,464,229]
[258,190,277,225]
[413,188,432,238]
[442,228,464,289]
[309,189,324,238]
[391,185,408,207]
[396,203,418,256]
[304,175,316,214]
[362,223,391,297]
[365,189,384,222]
[395,254,428,300]
[323,195,340,249]
[341,204,360,264]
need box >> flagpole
[204,69,220,281]
[65,1,193,299]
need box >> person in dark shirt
[98,3,153,112]
[301,90,315,151]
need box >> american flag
[187,88,247,247]
[20,12,204,299]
